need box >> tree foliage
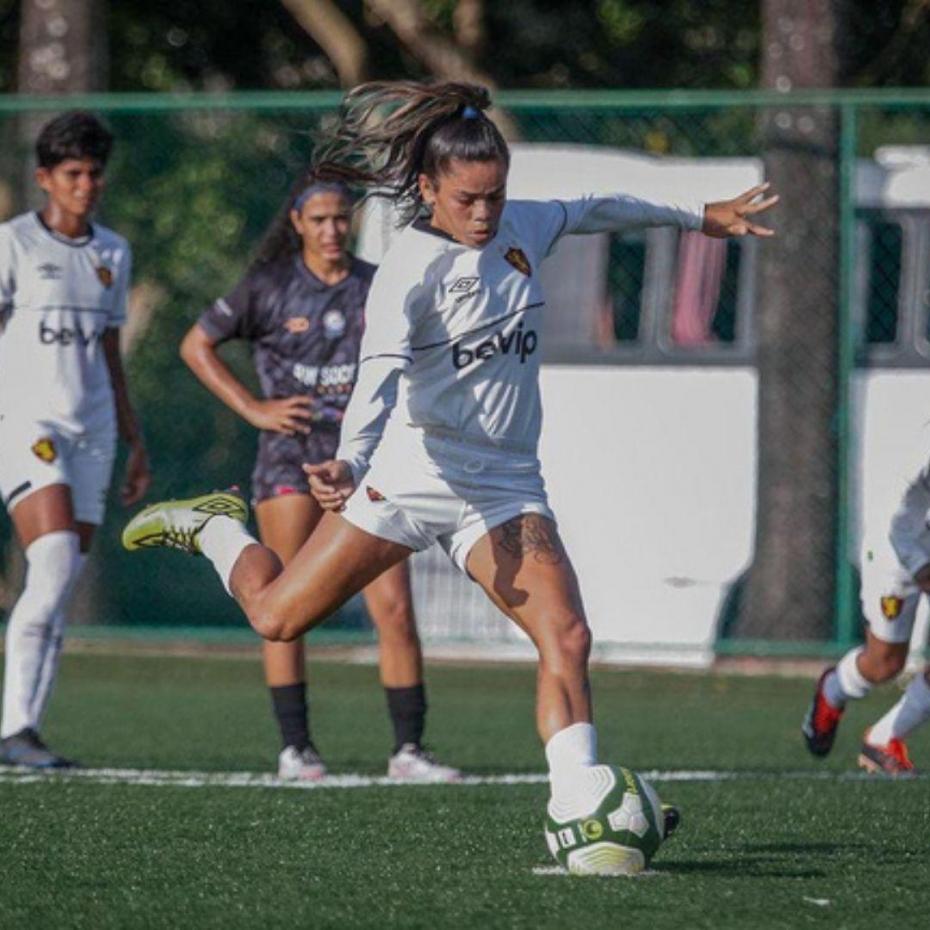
[0,0,928,94]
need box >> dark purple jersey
[198,254,374,429]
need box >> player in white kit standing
[123,82,775,854]
[0,112,149,767]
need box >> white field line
[0,767,924,790]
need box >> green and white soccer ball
[545,765,671,876]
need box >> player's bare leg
[466,513,592,743]
[364,562,422,688]
[255,494,325,779]
[467,513,596,810]
[364,562,460,781]
[226,513,410,640]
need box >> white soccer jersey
[0,212,131,434]
[337,193,704,476]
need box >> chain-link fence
[0,90,928,658]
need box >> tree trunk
[18,0,107,94]
[280,0,369,87]
[735,0,846,640]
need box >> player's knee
[862,641,908,683]
[370,598,418,643]
[542,611,591,670]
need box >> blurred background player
[803,436,930,775]
[124,80,776,849]
[179,172,459,781]
[0,111,149,768]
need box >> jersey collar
[34,211,94,247]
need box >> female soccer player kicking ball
[0,112,149,768]
[124,82,775,830]
[180,173,458,781]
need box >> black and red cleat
[801,667,845,757]
[858,731,916,777]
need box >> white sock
[832,647,871,704]
[545,722,598,803]
[1,531,82,738]
[31,552,87,727]
[868,672,930,745]
[199,516,257,595]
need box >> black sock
[385,683,427,754]
[270,683,310,751]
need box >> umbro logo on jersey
[450,277,479,306]
[37,262,62,280]
[452,321,538,370]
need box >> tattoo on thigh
[497,514,564,565]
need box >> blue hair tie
[462,105,480,119]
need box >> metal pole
[834,103,858,648]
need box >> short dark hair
[35,111,114,169]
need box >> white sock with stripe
[867,672,930,745]
[198,516,257,596]
[545,722,598,804]
[827,647,871,707]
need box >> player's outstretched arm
[701,183,779,238]
[103,328,151,505]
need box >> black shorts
[251,429,340,505]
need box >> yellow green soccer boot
[122,490,248,555]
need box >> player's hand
[702,183,779,238]
[245,396,313,435]
[121,440,151,506]
[304,459,355,512]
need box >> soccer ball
[545,765,671,876]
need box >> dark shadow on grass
[654,860,827,879]
[653,841,877,879]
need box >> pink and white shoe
[387,744,461,782]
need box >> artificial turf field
[1,652,928,929]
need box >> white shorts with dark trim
[340,427,555,573]
[859,435,930,644]
[0,414,116,525]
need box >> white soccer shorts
[859,441,930,643]
[340,427,555,573]
[0,415,116,525]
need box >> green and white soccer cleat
[122,490,248,555]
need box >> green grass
[2,653,929,928]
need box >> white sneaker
[277,745,327,781]
[387,744,461,782]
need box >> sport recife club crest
[504,247,531,276]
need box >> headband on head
[292,179,352,213]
